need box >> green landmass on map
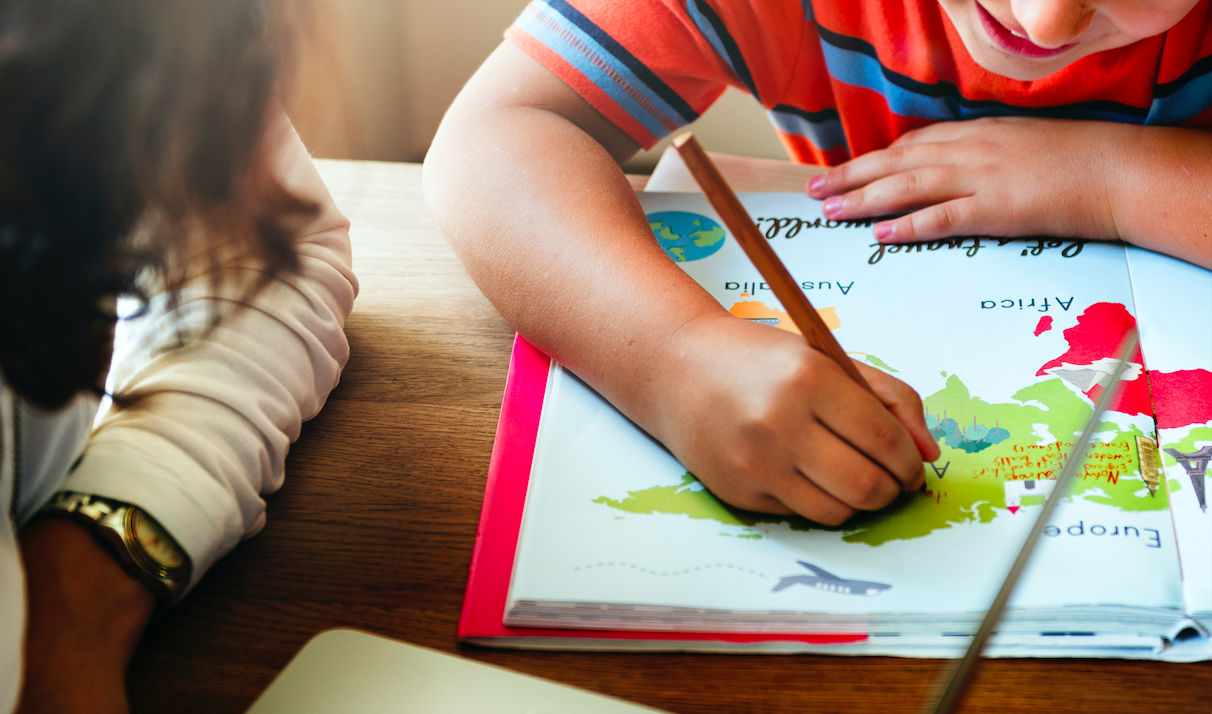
[594,472,817,533]
[690,222,726,248]
[864,355,899,373]
[595,371,1174,547]
[593,470,961,545]
[654,225,678,243]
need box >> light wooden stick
[671,133,874,395]
[925,329,1140,714]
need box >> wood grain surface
[125,159,1212,714]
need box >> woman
[0,1,358,711]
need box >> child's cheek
[1102,1,1199,42]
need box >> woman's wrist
[17,518,156,711]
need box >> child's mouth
[976,2,1077,59]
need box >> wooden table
[127,159,1212,714]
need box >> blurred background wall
[288,0,787,172]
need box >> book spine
[458,335,552,639]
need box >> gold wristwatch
[41,491,191,607]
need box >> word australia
[726,280,855,295]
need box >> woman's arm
[57,114,358,579]
[16,113,359,713]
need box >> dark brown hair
[0,0,312,410]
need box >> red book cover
[457,335,866,650]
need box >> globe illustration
[647,211,727,262]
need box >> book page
[510,194,1185,630]
[1126,246,1212,625]
[645,148,822,192]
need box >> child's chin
[966,46,1079,81]
[951,25,1089,80]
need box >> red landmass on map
[1036,302,1152,417]
[1149,369,1212,429]
[1033,316,1053,336]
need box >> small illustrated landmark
[1163,445,1212,512]
[1004,479,1056,514]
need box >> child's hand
[806,117,1132,245]
[650,313,941,526]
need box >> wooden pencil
[671,133,875,395]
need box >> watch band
[40,491,192,607]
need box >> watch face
[127,508,188,575]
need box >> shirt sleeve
[505,0,807,149]
[60,112,359,590]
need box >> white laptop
[246,629,671,714]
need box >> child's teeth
[1010,29,1027,38]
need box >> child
[424,0,1211,526]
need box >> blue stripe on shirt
[816,23,1153,125]
[686,0,760,100]
[1148,55,1212,124]
[542,0,699,124]
[518,3,690,138]
[768,105,849,153]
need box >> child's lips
[976,3,1077,59]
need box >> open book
[461,189,1212,660]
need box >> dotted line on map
[572,562,769,579]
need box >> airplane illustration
[1046,357,1143,392]
[772,561,891,597]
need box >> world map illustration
[648,211,727,262]
[594,302,1212,546]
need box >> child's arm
[425,43,939,525]
[806,116,1212,269]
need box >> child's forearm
[1110,125,1212,269]
[423,43,727,435]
